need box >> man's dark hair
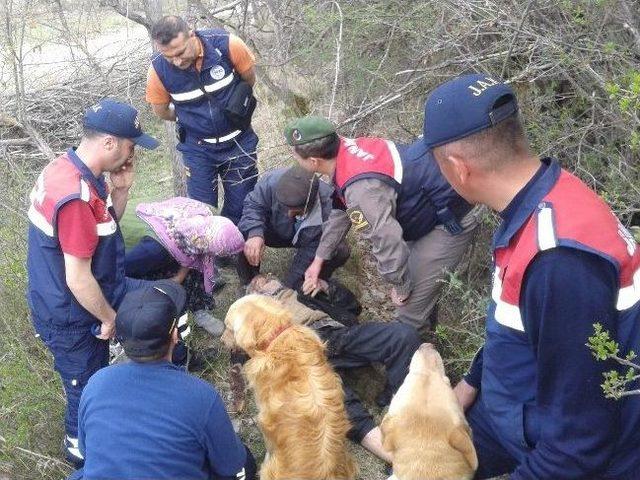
[293,133,340,160]
[82,126,108,140]
[127,339,172,363]
[449,113,530,168]
[151,15,190,46]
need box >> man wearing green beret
[284,116,478,335]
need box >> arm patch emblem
[347,206,370,232]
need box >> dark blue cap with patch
[83,98,159,150]
[422,73,518,148]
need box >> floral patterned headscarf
[136,197,245,293]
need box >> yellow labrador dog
[381,343,478,480]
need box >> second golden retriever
[381,343,478,480]
[222,294,357,480]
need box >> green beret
[284,116,336,146]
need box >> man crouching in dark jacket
[237,165,350,289]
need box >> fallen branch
[0,435,72,471]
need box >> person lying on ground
[225,273,421,464]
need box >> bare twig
[500,0,536,78]
[327,0,343,120]
[0,436,72,471]
[101,0,152,31]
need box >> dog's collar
[260,324,292,351]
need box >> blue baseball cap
[422,74,518,148]
[115,280,186,357]
[83,99,159,150]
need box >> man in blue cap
[425,73,640,479]
[68,281,256,480]
[284,117,478,336]
[26,99,162,466]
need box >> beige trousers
[396,207,481,333]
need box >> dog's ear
[448,424,478,471]
[220,326,235,350]
[380,414,397,453]
[231,307,257,354]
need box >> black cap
[274,165,319,211]
[115,280,186,357]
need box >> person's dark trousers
[32,279,151,442]
[236,230,350,289]
[33,322,109,441]
[178,130,259,225]
[317,321,421,441]
[287,240,350,289]
[66,444,257,480]
[466,395,519,479]
[124,235,179,279]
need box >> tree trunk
[145,0,187,196]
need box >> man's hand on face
[244,236,265,267]
[110,159,135,191]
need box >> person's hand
[171,266,190,284]
[306,278,329,298]
[97,321,115,340]
[302,258,324,295]
[244,236,265,267]
[453,379,478,412]
[110,159,135,191]
[390,287,410,306]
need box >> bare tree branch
[101,0,152,31]
[327,0,343,120]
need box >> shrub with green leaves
[587,323,640,399]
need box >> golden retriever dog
[381,343,478,480]
[222,294,357,480]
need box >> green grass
[119,121,174,248]
[0,221,72,478]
